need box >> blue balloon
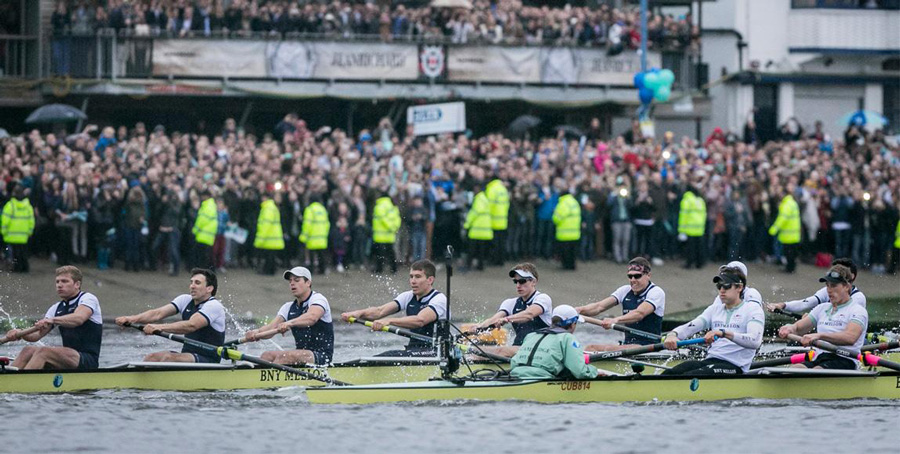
[659,69,675,86]
[633,72,645,89]
[654,85,671,102]
[639,87,654,104]
[644,72,662,90]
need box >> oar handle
[347,317,434,343]
[224,328,283,347]
[773,308,803,320]
[610,323,665,342]
[0,325,44,345]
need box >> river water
[2,325,899,453]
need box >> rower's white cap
[283,266,312,281]
[509,269,536,280]
[552,305,584,326]
[725,261,748,279]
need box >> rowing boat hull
[306,370,900,404]
[3,349,897,394]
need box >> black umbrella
[554,124,585,138]
[25,104,88,124]
[507,115,541,137]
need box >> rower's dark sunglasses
[627,274,644,280]
[715,282,734,290]
[512,278,532,285]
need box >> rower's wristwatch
[719,330,727,338]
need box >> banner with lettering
[407,102,466,136]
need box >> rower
[766,257,865,314]
[467,263,553,357]
[776,265,868,370]
[575,257,666,351]
[340,259,448,357]
[3,266,102,370]
[510,305,604,379]
[662,266,764,376]
[243,266,333,365]
[115,268,226,363]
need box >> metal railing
[0,34,40,78]
[30,31,701,91]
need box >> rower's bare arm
[156,312,209,334]
[609,301,654,325]
[49,305,93,328]
[779,317,813,338]
[505,304,542,324]
[577,296,617,317]
[385,307,437,329]
[815,322,864,346]
[342,302,397,321]
[284,306,325,330]
[246,316,287,341]
[9,323,53,342]
[116,304,178,326]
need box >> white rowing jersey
[784,286,866,313]
[395,289,449,320]
[498,292,553,326]
[277,292,332,323]
[808,301,868,365]
[671,300,765,373]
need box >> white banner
[447,47,540,83]
[407,102,466,136]
[154,40,419,80]
[447,46,660,85]
[153,40,267,77]
[268,42,419,80]
[570,49,660,86]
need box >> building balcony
[788,7,900,54]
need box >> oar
[587,337,705,362]
[862,339,900,353]
[582,316,665,342]
[786,333,900,372]
[773,308,803,320]
[125,322,350,386]
[0,325,44,345]
[347,317,513,363]
[223,328,283,347]
[750,350,815,369]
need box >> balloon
[654,85,671,102]
[639,87,654,104]
[633,72,645,89]
[643,72,661,90]
[659,69,675,86]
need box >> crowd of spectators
[2,109,899,277]
[50,0,697,49]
